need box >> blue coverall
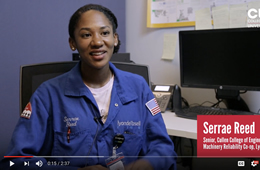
[1,62,177,170]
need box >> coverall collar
[64,61,138,104]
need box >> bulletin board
[147,0,195,28]
[147,0,260,28]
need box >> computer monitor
[179,27,260,111]
[20,61,150,112]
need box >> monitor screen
[179,28,260,91]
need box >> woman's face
[69,10,118,70]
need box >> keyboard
[175,106,256,120]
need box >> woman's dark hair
[69,4,121,53]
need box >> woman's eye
[102,31,110,36]
[82,33,91,38]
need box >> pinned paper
[229,4,247,28]
[212,5,229,29]
[161,33,177,60]
[195,8,212,30]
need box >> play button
[10,161,15,167]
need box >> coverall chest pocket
[116,130,143,157]
[53,129,91,156]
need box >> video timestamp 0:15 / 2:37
[47,161,70,166]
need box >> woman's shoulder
[116,68,147,84]
[111,62,149,87]
[35,71,70,94]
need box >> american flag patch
[146,98,161,116]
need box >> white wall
[125,0,260,113]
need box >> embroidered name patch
[21,102,32,119]
[64,116,79,127]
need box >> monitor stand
[215,89,250,112]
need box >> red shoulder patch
[21,102,32,119]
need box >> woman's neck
[81,63,113,88]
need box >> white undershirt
[86,75,114,123]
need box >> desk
[162,111,197,139]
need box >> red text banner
[197,115,260,157]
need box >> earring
[114,43,117,46]
[72,47,75,50]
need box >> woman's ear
[114,33,119,46]
[69,37,76,51]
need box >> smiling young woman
[2,4,177,170]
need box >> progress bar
[4,156,105,158]
[4,156,33,158]
[34,156,105,158]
